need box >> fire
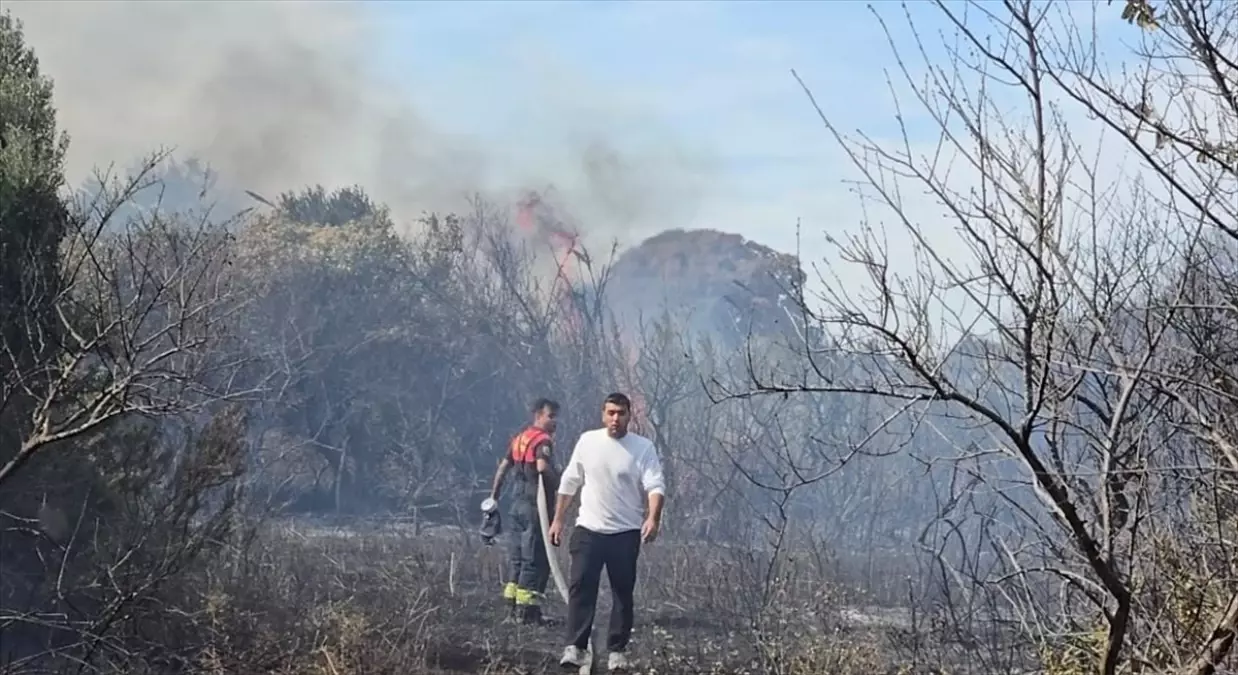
[515,189,583,301]
[514,190,648,431]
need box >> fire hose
[537,473,570,604]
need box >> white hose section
[537,473,571,604]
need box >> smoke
[6,0,715,246]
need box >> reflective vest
[509,426,552,502]
[511,426,552,463]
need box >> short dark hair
[603,392,631,411]
[532,398,560,415]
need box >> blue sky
[360,0,946,257]
[357,0,1139,275]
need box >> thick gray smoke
[7,0,714,244]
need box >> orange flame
[517,190,582,328]
[515,190,648,429]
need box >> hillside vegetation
[607,228,806,349]
[6,1,1238,674]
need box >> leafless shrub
[0,154,258,672]
[708,1,1238,674]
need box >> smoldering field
[8,0,1238,674]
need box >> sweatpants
[565,526,641,653]
[504,501,550,605]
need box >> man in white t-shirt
[548,392,666,673]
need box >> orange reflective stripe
[509,427,550,464]
[527,429,550,462]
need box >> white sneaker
[560,645,589,669]
[607,651,632,672]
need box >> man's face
[536,406,559,434]
[602,402,630,438]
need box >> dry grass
[168,519,984,675]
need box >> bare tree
[0,156,258,672]
[1,155,255,487]
[711,1,1238,672]
[1043,7,1238,670]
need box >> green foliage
[0,8,70,331]
[0,8,69,292]
[277,183,384,228]
[0,10,67,189]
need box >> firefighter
[487,397,561,625]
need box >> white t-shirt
[558,428,667,534]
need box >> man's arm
[640,442,668,523]
[553,438,586,524]
[534,440,559,492]
[552,492,574,526]
[489,456,512,500]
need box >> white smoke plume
[6,0,715,246]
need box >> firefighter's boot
[501,582,520,623]
[520,603,545,626]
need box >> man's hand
[549,519,565,547]
[641,516,660,544]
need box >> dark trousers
[506,501,549,601]
[566,526,641,652]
